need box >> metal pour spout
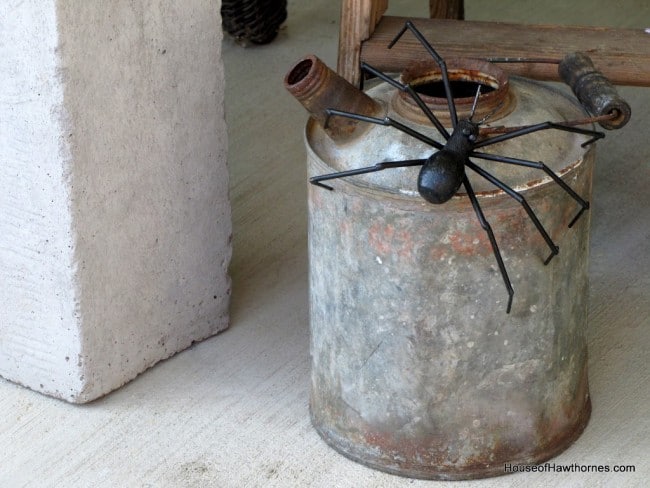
[284,55,383,142]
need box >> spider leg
[360,62,450,140]
[310,159,426,190]
[471,151,589,227]
[474,121,604,149]
[388,20,458,128]
[463,176,514,313]
[325,109,444,149]
[465,160,559,264]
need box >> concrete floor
[2,1,649,486]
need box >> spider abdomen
[417,150,465,204]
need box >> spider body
[418,119,476,204]
[309,21,605,313]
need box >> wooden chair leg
[337,0,388,86]
[429,0,464,19]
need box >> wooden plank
[429,0,464,20]
[361,17,650,86]
[337,0,388,85]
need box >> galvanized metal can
[297,58,594,480]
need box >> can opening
[414,79,496,99]
[394,58,513,125]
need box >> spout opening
[284,55,327,101]
[287,59,314,86]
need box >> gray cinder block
[0,0,231,403]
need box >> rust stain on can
[447,227,491,257]
[368,222,416,260]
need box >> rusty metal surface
[303,70,596,479]
[284,55,383,142]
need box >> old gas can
[286,55,597,480]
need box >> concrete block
[0,0,231,403]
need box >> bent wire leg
[471,151,589,227]
[464,176,515,313]
[465,160,559,265]
[388,20,458,128]
[474,121,605,149]
[360,62,450,140]
[325,109,444,149]
[310,159,426,190]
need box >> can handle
[558,52,631,130]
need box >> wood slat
[338,0,389,85]
[361,17,650,86]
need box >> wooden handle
[559,52,631,129]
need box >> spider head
[458,119,479,143]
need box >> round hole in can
[394,58,513,125]
[413,79,496,99]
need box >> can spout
[284,55,383,142]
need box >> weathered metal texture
[305,74,595,480]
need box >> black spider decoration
[309,21,604,313]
